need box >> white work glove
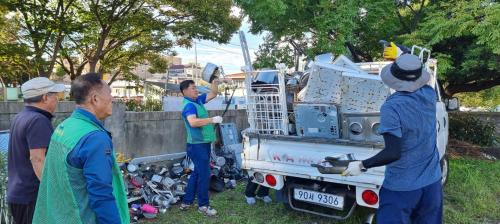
[211,116,223,124]
[342,161,365,176]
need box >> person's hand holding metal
[211,116,223,124]
[342,161,365,176]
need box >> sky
[173,8,266,75]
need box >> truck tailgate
[242,134,386,188]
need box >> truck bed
[245,132,384,148]
[242,132,386,189]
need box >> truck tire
[440,155,449,186]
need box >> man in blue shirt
[179,79,222,216]
[343,54,443,224]
[7,77,64,224]
[33,73,129,224]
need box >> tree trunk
[294,48,299,71]
[45,33,65,78]
[444,79,500,97]
[108,70,122,85]
[89,27,111,73]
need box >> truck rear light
[265,174,277,186]
[254,172,264,183]
[362,190,378,205]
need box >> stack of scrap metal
[122,151,243,223]
[297,55,390,113]
[120,156,189,222]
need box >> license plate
[293,188,344,210]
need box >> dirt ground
[447,139,499,160]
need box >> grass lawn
[150,158,499,224]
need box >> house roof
[144,80,210,93]
[225,72,246,80]
[169,64,185,69]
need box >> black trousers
[244,178,270,197]
[8,201,35,224]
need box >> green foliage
[0,0,241,82]
[147,56,169,74]
[401,0,500,96]
[0,5,35,85]
[456,86,500,109]
[54,66,66,77]
[253,34,295,69]
[121,97,163,112]
[142,97,163,112]
[236,0,400,61]
[449,113,496,146]
[0,152,6,192]
[2,0,79,77]
[238,0,500,95]
[0,152,8,220]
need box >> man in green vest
[33,73,129,224]
[179,79,222,216]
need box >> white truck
[240,48,457,223]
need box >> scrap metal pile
[121,161,188,222]
[120,146,243,222]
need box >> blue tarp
[0,131,9,153]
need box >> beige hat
[21,77,65,99]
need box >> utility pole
[295,48,299,71]
[194,41,198,81]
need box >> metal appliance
[294,103,340,139]
[341,113,383,143]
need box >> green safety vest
[33,111,130,224]
[182,98,216,144]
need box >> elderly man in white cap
[6,77,65,224]
[343,54,443,224]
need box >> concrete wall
[3,101,497,156]
[117,109,248,158]
[0,102,249,158]
[0,102,75,130]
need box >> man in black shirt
[7,77,64,224]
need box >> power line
[227,42,258,51]
[195,41,258,52]
[195,42,242,55]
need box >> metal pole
[194,41,198,80]
[239,31,253,73]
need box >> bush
[120,97,163,112]
[0,152,9,221]
[449,113,496,146]
[0,153,6,192]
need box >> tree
[235,0,401,62]
[402,0,500,96]
[57,0,240,82]
[147,55,169,74]
[0,5,35,86]
[252,34,295,69]
[2,0,240,81]
[237,0,499,96]
[456,86,500,109]
[2,0,79,77]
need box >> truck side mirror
[445,97,460,111]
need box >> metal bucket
[201,63,220,83]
